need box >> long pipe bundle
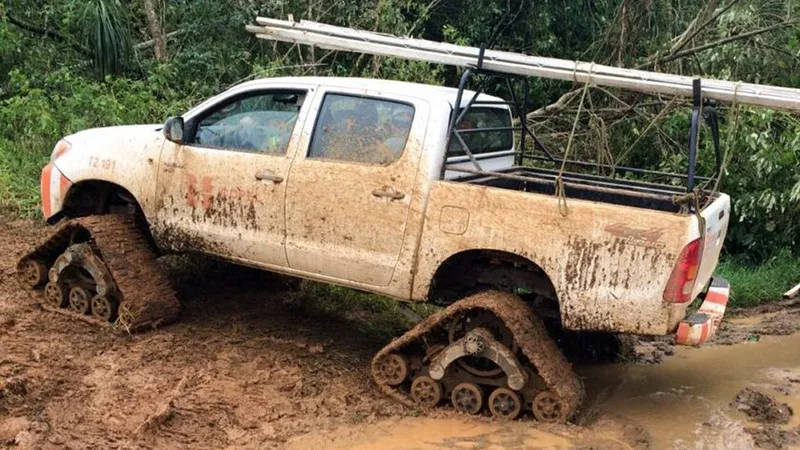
[246,17,800,112]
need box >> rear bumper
[675,277,730,346]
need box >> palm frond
[79,0,131,78]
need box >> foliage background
[1,0,799,302]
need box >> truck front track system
[16,215,179,331]
[371,291,584,422]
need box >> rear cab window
[447,107,513,157]
[308,93,415,165]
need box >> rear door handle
[255,169,284,183]
[372,185,405,200]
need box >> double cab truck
[19,75,731,422]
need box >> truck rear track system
[371,291,584,422]
[16,215,180,331]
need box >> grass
[716,249,800,308]
[0,138,49,218]
[286,281,439,342]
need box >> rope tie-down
[555,76,591,217]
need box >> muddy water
[286,416,606,449]
[290,332,800,450]
[583,332,800,449]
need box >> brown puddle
[582,332,800,449]
[286,416,617,450]
[290,333,800,450]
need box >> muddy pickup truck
[19,75,731,422]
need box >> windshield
[447,107,513,157]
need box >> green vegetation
[717,250,800,307]
[288,282,439,341]
[2,0,799,304]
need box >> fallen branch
[133,30,186,50]
[136,372,190,434]
[670,0,739,54]
[668,0,720,54]
[784,282,800,299]
[639,20,799,69]
[7,13,92,56]
[0,357,41,368]
[526,89,582,122]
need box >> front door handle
[372,185,405,200]
[163,161,184,172]
[255,169,284,183]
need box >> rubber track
[371,290,584,421]
[17,215,180,331]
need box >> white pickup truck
[22,76,731,421]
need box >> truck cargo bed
[459,166,711,214]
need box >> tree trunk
[143,0,167,63]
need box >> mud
[733,387,794,424]
[714,299,800,345]
[2,216,800,449]
[286,415,650,450]
[746,426,800,450]
[1,217,403,449]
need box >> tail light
[663,238,703,303]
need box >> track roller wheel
[18,259,48,288]
[375,353,409,386]
[44,281,68,308]
[68,286,92,315]
[488,388,522,420]
[451,382,483,415]
[91,295,119,322]
[410,376,442,407]
[531,391,567,423]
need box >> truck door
[155,88,313,267]
[285,90,429,286]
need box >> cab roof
[233,76,507,109]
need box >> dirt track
[2,217,800,449]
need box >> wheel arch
[61,179,143,217]
[59,179,159,252]
[424,248,561,320]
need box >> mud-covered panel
[560,234,677,333]
[283,86,434,289]
[153,141,293,267]
[412,181,691,335]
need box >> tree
[142,0,166,63]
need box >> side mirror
[163,116,185,144]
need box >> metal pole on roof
[246,17,800,112]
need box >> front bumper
[675,277,730,346]
[40,162,72,220]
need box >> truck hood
[64,124,162,150]
[54,124,166,167]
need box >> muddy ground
[1,217,799,449]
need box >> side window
[308,94,415,165]
[193,90,306,154]
[447,107,513,157]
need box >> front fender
[46,127,165,222]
